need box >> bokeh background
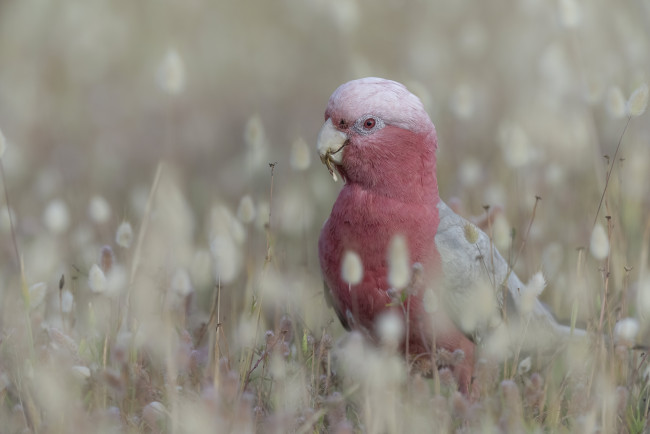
[1,0,649,432]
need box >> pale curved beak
[317,118,348,182]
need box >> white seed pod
[626,83,649,117]
[244,115,266,151]
[211,234,242,284]
[106,266,127,297]
[170,268,192,297]
[244,115,269,170]
[156,49,185,95]
[520,272,546,314]
[88,195,111,224]
[498,122,535,168]
[115,221,134,248]
[29,282,48,309]
[237,195,256,224]
[458,158,482,187]
[70,365,91,380]
[492,214,512,252]
[606,86,626,119]
[542,242,564,279]
[526,272,546,297]
[518,356,532,375]
[88,264,107,293]
[61,290,74,313]
[44,199,70,234]
[450,83,476,119]
[463,223,479,245]
[589,223,609,260]
[614,317,639,344]
[423,288,439,313]
[341,250,363,285]
[387,234,410,289]
[290,137,311,171]
[458,281,499,335]
[376,310,404,348]
[190,248,212,288]
[558,0,581,28]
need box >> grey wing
[434,200,583,353]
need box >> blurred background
[1,0,648,315]
[0,0,649,430]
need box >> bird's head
[317,78,438,198]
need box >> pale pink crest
[326,77,435,135]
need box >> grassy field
[1,0,649,432]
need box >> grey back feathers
[434,200,585,356]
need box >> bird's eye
[363,118,376,130]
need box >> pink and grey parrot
[317,77,583,394]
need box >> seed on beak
[316,118,347,182]
[320,152,339,182]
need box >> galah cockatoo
[317,77,584,394]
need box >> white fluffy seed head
[170,268,192,297]
[190,249,213,288]
[44,199,70,234]
[606,86,626,118]
[376,310,404,348]
[458,281,499,335]
[492,214,512,252]
[423,288,439,313]
[518,356,532,375]
[450,83,476,119]
[28,282,48,309]
[245,115,265,149]
[157,49,185,95]
[558,0,581,28]
[458,158,482,187]
[211,234,242,284]
[463,223,479,245]
[542,242,564,279]
[106,266,127,297]
[526,272,546,297]
[88,195,111,224]
[520,272,546,314]
[0,126,6,159]
[614,318,640,344]
[61,290,74,313]
[627,83,648,117]
[71,366,91,380]
[290,137,311,171]
[116,221,134,248]
[498,122,536,168]
[244,115,268,171]
[237,195,256,224]
[88,264,107,293]
[211,204,246,244]
[387,234,410,289]
[590,223,609,260]
[341,250,363,285]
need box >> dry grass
[1,0,650,432]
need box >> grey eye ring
[353,115,384,135]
